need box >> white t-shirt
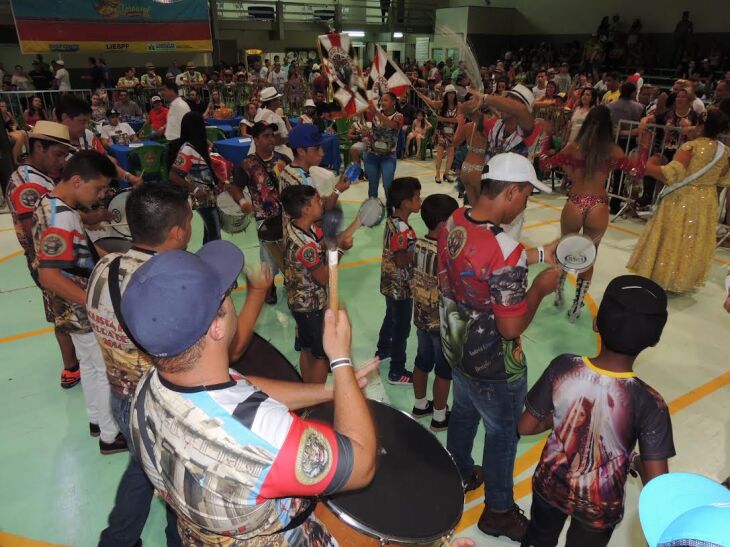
[55,68,71,91]
[100,122,136,145]
[250,108,292,159]
[11,74,34,91]
[165,96,191,141]
[268,70,287,93]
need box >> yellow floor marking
[0,226,16,233]
[0,531,66,546]
[0,249,22,263]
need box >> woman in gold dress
[628,108,730,293]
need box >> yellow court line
[0,532,66,547]
[0,249,22,263]
[0,226,16,233]
[0,326,54,345]
[455,350,730,533]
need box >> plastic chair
[334,117,354,141]
[419,126,435,160]
[206,126,227,143]
[128,145,167,183]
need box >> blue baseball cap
[121,241,244,357]
[639,472,730,547]
[288,123,323,150]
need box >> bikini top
[466,125,487,156]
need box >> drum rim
[556,234,596,274]
[319,400,464,544]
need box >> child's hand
[246,263,273,294]
[338,233,354,250]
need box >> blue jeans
[99,395,179,547]
[364,152,397,211]
[447,369,527,511]
[414,328,452,380]
[376,296,412,376]
[197,205,221,243]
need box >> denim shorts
[414,328,452,380]
[291,309,326,360]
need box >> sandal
[435,175,442,184]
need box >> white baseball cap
[482,152,552,194]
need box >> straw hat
[259,86,282,102]
[304,99,316,108]
[28,121,75,150]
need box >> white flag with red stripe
[367,45,411,98]
[317,32,369,115]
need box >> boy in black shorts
[519,275,675,547]
[281,185,352,383]
[411,194,459,431]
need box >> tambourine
[555,234,597,274]
[357,197,386,228]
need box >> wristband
[537,246,545,264]
[330,358,352,370]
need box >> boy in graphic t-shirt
[410,194,458,431]
[376,177,421,385]
[519,275,675,547]
[281,184,352,383]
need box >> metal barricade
[609,119,684,222]
[0,89,93,121]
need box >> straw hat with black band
[28,121,77,151]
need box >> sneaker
[61,367,81,389]
[411,400,433,418]
[387,370,413,385]
[265,286,277,305]
[463,465,484,493]
[89,423,100,438]
[477,504,529,541]
[430,410,450,432]
[100,433,128,455]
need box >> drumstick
[322,206,344,322]
[441,537,453,547]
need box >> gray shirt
[607,98,644,128]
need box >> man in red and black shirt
[6,120,80,388]
[438,153,557,542]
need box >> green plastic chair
[419,124,435,160]
[128,145,167,183]
[206,126,227,142]
[334,117,354,141]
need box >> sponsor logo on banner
[49,44,79,52]
[105,43,130,50]
[147,42,177,52]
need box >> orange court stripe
[0,249,22,263]
[0,226,16,232]
[0,326,54,344]
[0,532,67,547]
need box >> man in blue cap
[122,240,378,544]
[278,123,351,223]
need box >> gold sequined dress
[627,138,730,293]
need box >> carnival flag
[367,45,412,98]
[317,32,369,115]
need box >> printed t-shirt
[6,165,56,266]
[32,194,95,333]
[233,152,289,225]
[437,207,528,382]
[131,369,353,544]
[284,222,327,312]
[380,215,416,301]
[100,122,136,145]
[86,248,155,400]
[526,354,676,529]
[481,116,540,161]
[411,236,440,332]
[172,143,217,209]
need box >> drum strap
[132,370,157,466]
[108,256,146,351]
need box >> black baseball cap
[107,109,120,117]
[596,275,668,356]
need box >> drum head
[108,190,131,238]
[94,237,132,255]
[309,166,338,197]
[231,333,302,383]
[358,198,385,228]
[556,234,596,274]
[307,401,464,544]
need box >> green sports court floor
[1,157,728,546]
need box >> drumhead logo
[446,226,467,260]
[295,427,332,485]
[111,208,123,223]
[563,253,588,265]
[41,233,67,257]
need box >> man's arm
[38,268,86,305]
[481,93,535,132]
[495,267,560,340]
[228,265,272,362]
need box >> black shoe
[100,433,128,455]
[477,504,529,542]
[430,410,450,432]
[89,423,100,438]
[463,465,484,493]
[411,400,433,417]
[265,286,277,305]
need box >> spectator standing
[607,81,644,129]
[11,65,34,91]
[162,81,191,153]
[268,61,287,94]
[555,62,572,93]
[53,60,71,91]
[28,60,52,90]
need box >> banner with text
[10,0,213,54]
